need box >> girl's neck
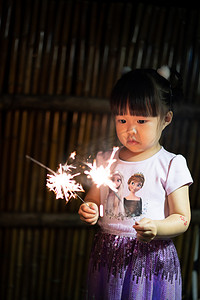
[119,144,162,162]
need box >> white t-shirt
[97,147,193,237]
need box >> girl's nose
[128,126,137,134]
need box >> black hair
[110,68,182,118]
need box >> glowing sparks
[69,151,76,160]
[26,154,85,203]
[46,164,84,202]
[84,147,119,192]
[26,147,120,206]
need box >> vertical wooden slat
[35,111,52,212]
[0,229,11,300]
[188,12,200,104]
[127,3,144,68]
[21,111,36,212]
[65,2,81,95]
[90,2,106,97]
[31,0,48,94]
[57,111,69,164]
[38,1,55,95]
[7,111,20,211]
[7,229,18,300]
[74,229,87,299]
[75,1,88,96]
[134,5,152,68]
[97,3,114,98]
[8,0,21,94]
[67,228,79,299]
[19,229,33,300]
[30,229,40,300]
[104,2,124,97]
[45,1,61,95]
[15,111,28,211]
[56,1,73,95]
[83,2,98,97]
[45,228,55,299]
[67,112,79,154]
[150,7,166,68]
[24,0,40,94]
[60,228,73,299]
[1,111,12,211]
[51,229,64,300]
[174,9,188,73]
[182,10,198,103]
[16,1,32,94]
[115,3,133,78]
[0,1,12,92]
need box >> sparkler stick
[26,155,56,175]
[26,154,86,204]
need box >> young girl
[78,67,193,300]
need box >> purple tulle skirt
[86,230,182,300]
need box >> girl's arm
[133,185,191,242]
[78,184,100,225]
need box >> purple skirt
[86,230,182,300]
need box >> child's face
[115,113,167,157]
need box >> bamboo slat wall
[0,0,200,299]
[0,0,200,101]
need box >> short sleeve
[165,155,193,195]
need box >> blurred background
[0,0,199,299]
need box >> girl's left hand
[133,217,157,243]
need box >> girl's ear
[163,111,173,128]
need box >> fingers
[78,203,99,225]
[133,218,157,243]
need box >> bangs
[110,70,165,117]
[110,95,158,116]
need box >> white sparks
[26,153,85,203]
[69,151,76,160]
[46,164,84,202]
[84,147,119,192]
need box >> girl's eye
[137,120,146,124]
[118,119,126,124]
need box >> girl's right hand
[78,202,99,225]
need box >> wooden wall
[0,0,200,299]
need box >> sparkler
[84,147,119,193]
[26,146,121,217]
[26,154,85,204]
[84,147,124,213]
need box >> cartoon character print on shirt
[105,171,145,220]
[124,173,144,217]
[105,171,126,219]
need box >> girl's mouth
[127,139,139,145]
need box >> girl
[78,66,193,300]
